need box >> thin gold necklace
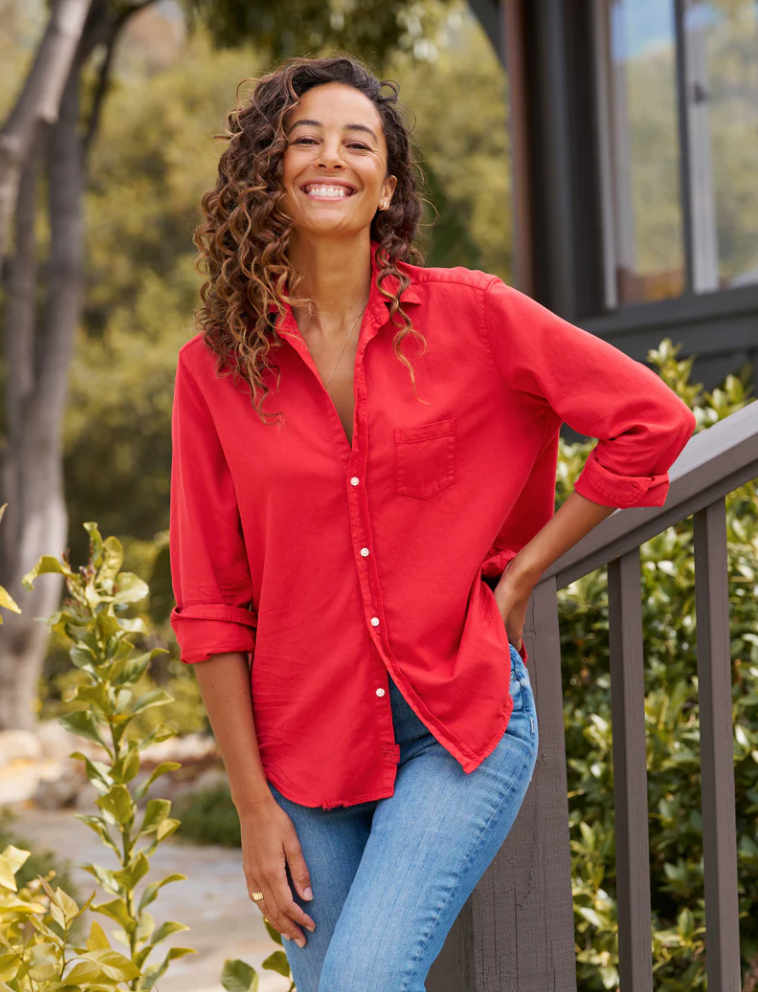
[301,297,370,388]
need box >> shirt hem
[457,693,515,774]
[264,768,397,810]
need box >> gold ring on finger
[251,890,265,901]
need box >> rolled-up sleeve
[484,278,697,509]
[169,349,257,664]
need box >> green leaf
[138,724,177,750]
[74,814,119,855]
[21,555,73,589]
[91,898,134,931]
[139,799,171,835]
[1,845,30,877]
[261,949,289,977]
[55,886,79,924]
[155,817,180,843]
[79,948,140,982]
[133,761,180,800]
[95,784,135,825]
[132,689,174,714]
[141,948,196,991]
[0,587,21,615]
[119,745,141,783]
[75,684,109,710]
[80,863,121,896]
[59,710,107,750]
[85,920,111,951]
[118,616,148,634]
[138,873,187,913]
[112,572,149,605]
[578,907,609,930]
[114,851,150,891]
[98,535,124,587]
[135,911,156,945]
[112,652,151,685]
[149,921,190,946]
[221,958,258,991]
[70,754,112,792]
[263,918,282,945]
[83,521,104,557]
[26,916,65,948]
[0,951,21,983]
[0,854,17,892]
[62,959,108,985]
[70,643,97,671]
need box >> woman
[169,55,696,991]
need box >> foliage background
[2,0,758,988]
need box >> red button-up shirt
[169,239,696,809]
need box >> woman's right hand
[239,798,316,947]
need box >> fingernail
[304,887,313,900]
[306,923,315,932]
[296,937,306,948]
[283,934,291,941]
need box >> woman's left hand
[492,557,537,654]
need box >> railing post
[608,548,654,990]
[694,500,741,992]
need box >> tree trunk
[0,60,84,729]
[0,0,158,729]
[0,0,92,264]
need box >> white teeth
[305,185,351,198]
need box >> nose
[316,136,346,169]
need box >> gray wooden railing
[428,400,758,992]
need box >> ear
[382,174,397,207]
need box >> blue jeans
[268,643,538,992]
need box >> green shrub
[173,783,241,848]
[561,341,758,990]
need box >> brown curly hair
[192,53,430,424]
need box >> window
[594,0,758,309]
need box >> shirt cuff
[170,605,257,665]
[574,453,671,509]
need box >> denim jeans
[268,643,539,992]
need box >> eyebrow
[287,119,379,143]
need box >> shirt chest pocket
[394,419,457,500]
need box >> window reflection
[608,0,685,304]
[685,0,758,290]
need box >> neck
[287,234,373,341]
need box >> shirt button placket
[347,350,396,777]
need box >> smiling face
[281,82,397,239]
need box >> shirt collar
[267,239,421,317]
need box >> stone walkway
[9,807,291,992]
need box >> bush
[561,341,758,990]
[173,783,242,848]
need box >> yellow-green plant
[220,919,294,991]
[0,843,142,989]
[0,505,21,624]
[19,522,196,990]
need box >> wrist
[232,789,277,818]
[503,553,543,589]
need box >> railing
[428,400,758,992]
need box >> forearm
[507,490,617,586]
[192,651,275,813]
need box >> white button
[370,617,380,626]
[360,547,370,557]
[376,688,385,697]
[350,477,360,486]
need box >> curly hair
[192,53,429,424]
